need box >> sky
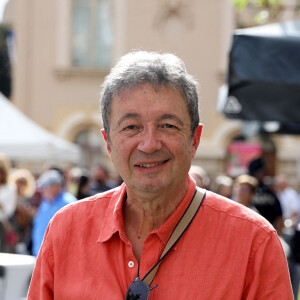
[0,0,9,22]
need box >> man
[28,51,293,299]
[31,169,77,256]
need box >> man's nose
[137,128,162,153]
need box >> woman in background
[10,168,36,253]
[0,153,17,252]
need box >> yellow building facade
[3,0,300,183]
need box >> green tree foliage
[231,0,300,25]
[0,24,11,98]
[231,0,283,10]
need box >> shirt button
[128,261,135,268]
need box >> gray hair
[100,51,199,141]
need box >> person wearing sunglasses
[28,51,293,299]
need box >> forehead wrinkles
[113,83,183,104]
[109,84,191,130]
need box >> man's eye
[123,125,137,130]
[162,124,176,129]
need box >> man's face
[102,83,202,196]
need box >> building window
[71,0,113,68]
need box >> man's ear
[101,129,112,156]
[191,123,203,158]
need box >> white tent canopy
[0,93,81,163]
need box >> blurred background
[1,1,300,299]
[0,0,300,182]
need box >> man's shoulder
[203,190,275,233]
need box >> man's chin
[132,180,164,194]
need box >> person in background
[31,169,77,256]
[275,174,298,228]
[76,172,91,200]
[210,174,233,199]
[189,165,210,189]
[9,169,36,254]
[233,174,258,211]
[89,164,116,195]
[0,153,17,252]
[275,175,300,299]
[65,167,83,196]
[248,157,284,236]
[28,51,293,299]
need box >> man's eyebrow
[117,113,140,127]
[159,114,184,127]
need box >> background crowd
[190,158,300,297]
[0,152,123,256]
[1,151,300,294]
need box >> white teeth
[139,162,164,168]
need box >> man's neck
[123,183,188,262]
[126,183,188,226]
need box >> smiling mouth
[136,160,168,168]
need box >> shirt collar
[97,183,127,243]
[97,176,197,247]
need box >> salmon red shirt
[28,176,293,299]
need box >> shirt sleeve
[27,223,54,300]
[243,231,293,300]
